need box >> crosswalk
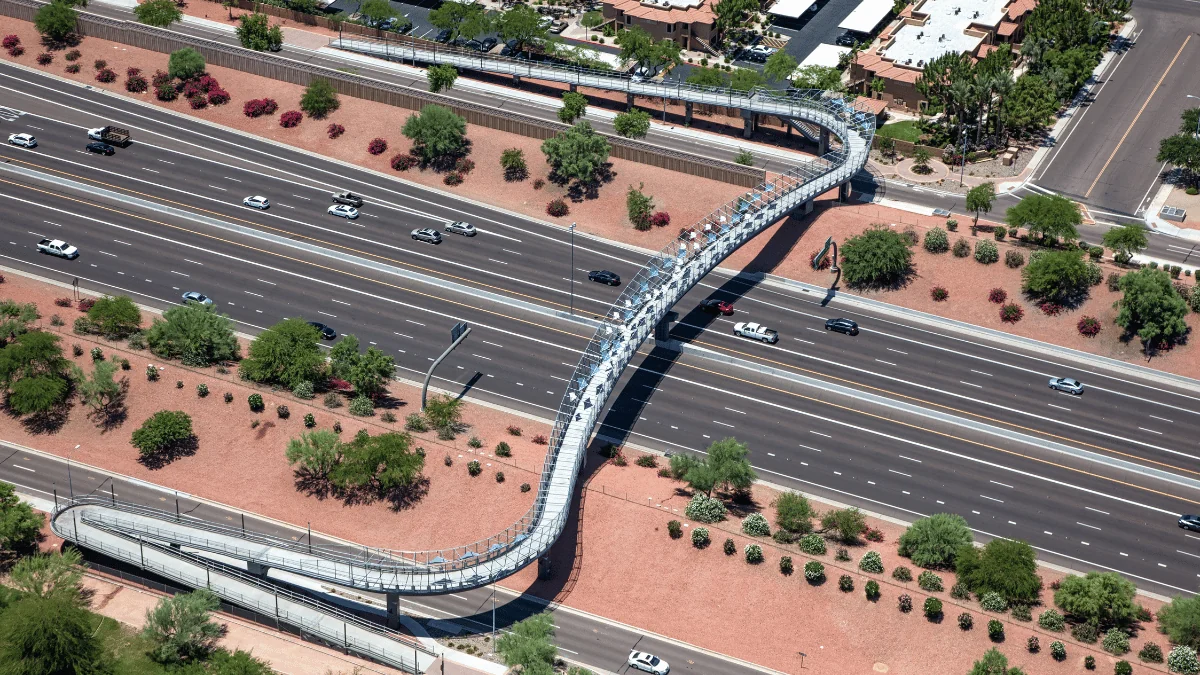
[0,106,26,122]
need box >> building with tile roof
[602,0,718,52]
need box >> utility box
[1161,205,1186,223]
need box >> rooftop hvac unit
[917,30,923,37]
[973,10,979,17]
[917,59,924,66]
[954,6,960,13]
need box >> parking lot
[731,0,867,69]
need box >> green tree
[965,182,995,226]
[580,10,603,37]
[1158,596,1200,651]
[0,301,39,346]
[424,393,463,434]
[706,437,757,494]
[1003,74,1058,137]
[1115,268,1189,349]
[764,51,798,83]
[967,648,1012,675]
[299,78,339,118]
[0,593,113,675]
[34,0,79,43]
[429,0,491,41]
[839,226,914,288]
[402,104,467,162]
[329,334,361,381]
[0,482,44,553]
[820,507,868,543]
[912,148,931,173]
[9,550,83,601]
[329,334,394,397]
[285,429,342,480]
[897,513,973,568]
[686,65,728,88]
[208,649,277,675]
[772,492,816,534]
[240,318,325,389]
[86,295,141,339]
[791,64,843,91]
[729,67,767,92]
[134,0,182,27]
[1021,248,1089,303]
[142,589,223,664]
[559,91,588,124]
[1181,106,1200,136]
[500,147,527,180]
[427,64,458,93]
[167,47,206,80]
[617,27,654,65]
[0,330,71,416]
[626,183,654,231]
[1101,224,1147,262]
[955,538,1041,605]
[330,431,424,493]
[236,13,280,51]
[496,613,557,672]
[496,4,549,52]
[144,302,240,367]
[131,410,194,459]
[1053,572,1137,628]
[76,360,125,420]
[541,121,611,184]
[1004,193,1080,243]
[1157,133,1200,188]
[358,0,394,26]
[613,109,651,138]
[734,148,755,166]
[712,0,754,38]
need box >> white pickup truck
[37,239,79,259]
[733,322,778,344]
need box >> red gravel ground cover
[719,197,1200,379]
[0,271,548,552]
[503,450,1173,675]
[0,20,744,251]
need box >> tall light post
[67,444,79,499]
[959,129,968,187]
[1187,95,1200,136]
[568,222,577,316]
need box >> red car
[700,298,734,315]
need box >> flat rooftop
[881,0,1007,67]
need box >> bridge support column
[741,109,753,139]
[386,592,401,630]
[247,561,269,577]
[786,122,792,136]
[684,101,693,127]
[569,82,577,93]
[512,74,521,85]
[654,311,678,348]
[838,181,851,203]
[803,199,814,215]
[626,92,635,110]
[819,128,830,156]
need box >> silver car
[181,291,214,306]
[7,132,37,148]
[444,221,476,236]
[412,228,442,244]
[327,204,359,219]
[1048,377,1083,395]
[628,650,669,674]
[243,195,270,210]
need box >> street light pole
[959,131,968,187]
[568,222,577,316]
[67,444,79,499]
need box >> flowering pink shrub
[180,80,204,99]
[930,286,949,301]
[1077,315,1101,337]
[126,66,141,77]
[95,68,117,83]
[207,88,230,106]
[64,49,81,61]
[329,377,353,392]
[987,288,1007,304]
[125,75,148,93]
[242,98,278,117]
[1000,303,1024,323]
[443,172,463,186]
[391,153,417,171]
[156,83,177,101]
[7,46,24,57]
[93,59,107,70]
[327,123,345,139]
[367,138,388,155]
[454,157,475,173]
[279,110,303,128]
[77,298,95,312]
[546,198,569,217]
[649,211,671,228]
[188,94,208,110]
[36,52,52,65]
[1,35,19,50]
[65,63,81,74]
[1039,302,1063,316]
[151,69,171,88]
[196,74,220,93]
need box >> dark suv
[588,270,621,286]
[824,317,859,335]
[1180,514,1200,531]
[85,141,115,156]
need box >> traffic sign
[451,321,469,342]
[812,236,833,269]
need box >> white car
[444,221,476,236]
[628,650,669,674]
[7,133,36,148]
[181,291,214,306]
[243,195,270,210]
[327,204,359,219]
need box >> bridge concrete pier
[569,82,577,93]
[684,101,692,126]
[741,109,754,138]
[838,181,851,202]
[247,561,269,576]
[803,199,814,215]
[626,92,634,109]
[512,74,521,85]
[819,128,830,156]
[386,592,401,629]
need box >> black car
[307,321,337,340]
[480,37,498,52]
[835,31,860,47]
[1180,514,1200,531]
[435,29,453,43]
[85,141,115,156]
[824,317,859,335]
[500,38,521,57]
[588,270,621,286]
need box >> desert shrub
[303,413,315,428]
[207,88,230,105]
[667,520,682,539]
[1072,621,1100,643]
[494,471,504,483]
[1040,301,1063,316]
[1078,315,1102,336]
[925,597,943,620]
[898,513,973,568]
[691,527,709,548]
[742,513,770,537]
[274,404,289,419]
[980,592,1007,613]
[506,425,522,436]
[1169,646,1200,674]
[1085,655,1095,670]
[367,138,388,155]
[391,153,418,171]
[65,63,81,73]
[803,560,825,583]
[918,570,944,592]
[1038,609,1065,631]
[901,227,919,246]
[279,110,302,128]
[1086,261,1104,286]
[987,288,1008,304]
[1055,572,1137,628]
[953,238,971,257]
[892,566,913,583]
[321,392,341,409]
[685,493,727,523]
[125,75,150,95]
[930,286,949,301]
[1050,641,1067,661]
[520,482,531,492]
[959,612,974,630]
[1000,303,1024,323]
[547,199,569,217]
[327,123,345,139]
[223,392,232,403]
[650,212,671,228]
[1103,628,1130,655]
[247,393,264,412]
[467,460,482,476]
[380,412,396,424]
[196,383,209,398]
[923,227,949,253]
[744,544,763,564]
[723,538,736,555]
[96,68,117,83]
[1107,272,1123,291]
[1140,642,1164,663]
[348,395,374,417]
[898,594,913,612]
[1,35,19,50]
[994,227,1006,241]
[495,441,512,457]
[835,548,850,562]
[865,528,884,542]
[635,454,657,468]
[243,98,278,117]
[189,94,208,109]
[1027,635,1039,652]
[780,556,794,575]
[798,534,826,556]
[533,178,545,190]
[443,172,464,186]
[987,619,1004,641]
[1005,250,1025,268]
[951,583,971,600]
[404,414,428,432]
[155,83,177,100]
[975,240,999,264]
[859,551,884,573]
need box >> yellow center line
[690,338,1200,479]
[3,157,577,312]
[1085,35,1192,199]
[0,176,594,343]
